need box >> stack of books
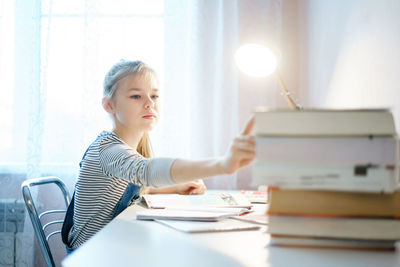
[252,108,400,250]
[267,189,400,250]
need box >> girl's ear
[102,97,114,114]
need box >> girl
[62,60,255,252]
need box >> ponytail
[137,132,153,158]
[138,133,153,195]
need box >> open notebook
[136,209,231,222]
[142,192,253,209]
[136,208,249,222]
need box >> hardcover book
[268,215,400,240]
[254,108,396,137]
[270,235,396,251]
[266,189,400,218]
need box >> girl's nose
[145,97,154,109]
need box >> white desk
[62,201,400,267]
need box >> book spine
[267,215,400,240]
[255,136,397,165]
[253,162,396,193]
[255,110,395,136]
[266,189,400,217]
[269,235,396,251]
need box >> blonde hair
[137,132,153,158]
[103,60,157,159]
[138,132,153,194]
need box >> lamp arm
[275,70,302,110]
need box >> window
[0,0,164,173]
[0,0,14,149]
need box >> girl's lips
[143,115,156,119]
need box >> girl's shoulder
[98,131,119,140]
[96,131,137,155]
[93,131,123,148]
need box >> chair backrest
[21,176,71,267]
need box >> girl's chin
[142,122,157,131]
[123,120,157,132]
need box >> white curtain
[0,0,282,265]
[159,0,282,189]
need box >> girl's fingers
[238,135,255,142]
[234,140,256,151]
[189,183,206,195]
[192,187,206,195]
[234,150,255,160]
[241,115,255,136]
[234,145,255,154]
[235,136,255,146]
[240,158,254,167]
[236,139,256,147]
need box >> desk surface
[62,197,400,267]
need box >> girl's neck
[112,127,144,150]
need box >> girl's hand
[147,180,206,195]
[173,179,207,195]
[220,116,256,174]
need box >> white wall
[295,0,400,131]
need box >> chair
[21,176,71,267]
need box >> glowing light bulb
[234,44,277,77]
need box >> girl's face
[107,73,160,132]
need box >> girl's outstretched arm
[170,116,255,184]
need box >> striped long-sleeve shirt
[68,131,175,248]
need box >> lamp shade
[234,44,277,77]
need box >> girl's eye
[130,95,141,99]
[151,95,159,99]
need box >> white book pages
[268,216,400,240]
[253,162,397,193]
[270,236,396,250]
[136,209,237,222]
[256,136,398,165]
[142,193,253,209]
[255,109,396,136]
[164,207,251,215]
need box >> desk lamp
[234,44,302,109]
